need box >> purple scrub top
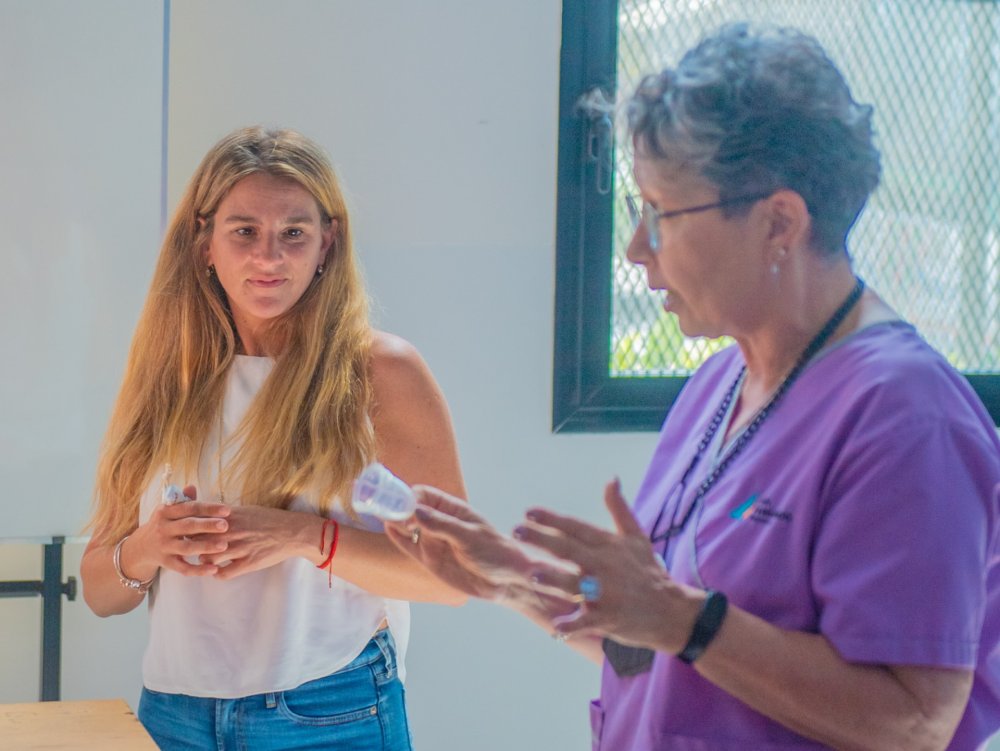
[592,322,1000,750]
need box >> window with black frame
[553,0,1000,433]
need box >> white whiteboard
[0,1,165,538]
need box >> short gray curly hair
[627,22,881,255]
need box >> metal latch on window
[578,87,614,195]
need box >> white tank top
[139,355,409,698]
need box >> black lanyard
[603,276,866,679]
[647,276,866,556]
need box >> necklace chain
[160,411,228,503]
[652,276,866,542]
[216,409,226,503]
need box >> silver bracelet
[113,534,155,593]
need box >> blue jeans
[138,630,412,750]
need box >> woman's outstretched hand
[515,478,696,653]
[384,481,681,664]
[384,486,535,602]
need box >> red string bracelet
[317,518,340,588]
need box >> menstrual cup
[351,463,416,521]
[163,484,192,504]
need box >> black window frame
[552,0,1000,433]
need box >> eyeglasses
[625,192,772,252]
[648,453,701,551]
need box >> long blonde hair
[89,126,375,542]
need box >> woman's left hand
[200,505,319,580]
[516,478,699,653]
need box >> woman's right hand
[385,486,605,663]
[384,486,535,602]
[126,485,232,578]
[81,485,233,616]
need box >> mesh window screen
[611,1,1000,377]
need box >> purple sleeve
[812,412,999,668]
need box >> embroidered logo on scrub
[729,493,792,524]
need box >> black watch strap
[677,590,728,664]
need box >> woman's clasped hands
[199,503,328,579]
[134,486,324,580]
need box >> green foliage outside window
[609,0,1000,379]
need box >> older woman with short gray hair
[388,23,1000,750]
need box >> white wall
[0,2,659,749]
[0,0,161,719]
[0,0,163,539]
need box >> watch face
[602,639,654,677]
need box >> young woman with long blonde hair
[81,126,466,750]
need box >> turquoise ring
[578,575,602,602]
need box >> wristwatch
[677,589,728,664]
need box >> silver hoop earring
[206,265,216,278]
[316,264,325,276]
